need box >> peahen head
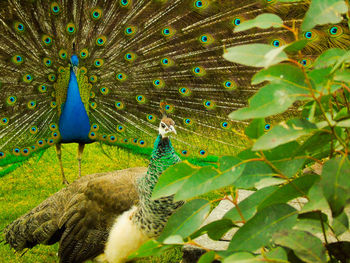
[159,117,176,138]
[70,55,79,67]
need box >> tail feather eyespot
[66,23,76,35]
[51,2,61,14]
[91,8,103,20]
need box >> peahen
[3,117,182,263]
[1,0,346,183]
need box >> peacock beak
[169,125,176,135]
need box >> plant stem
[231,190,246,223]
[259,151,310,200]
[186,240,210,252]
[298,61,348,150]
[319,211,336,262]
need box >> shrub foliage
[133,0,350,262]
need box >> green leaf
[223,252,257,263]
[174,161,246,201]
[301,101,315,120]
[308,67,333,93]
[237,148,259,159]
[334,69,350,83]
[301,182,330,213]
[172,166,217,200]
[158,199,210,242]
[262,247,288,261]
[223,44,288,68]
[234,14,283,32]
[236,149,277,188]
[273,230,326,263]
[253,119,318,151]
[234,160,275,189]
[190,219,236,240]
[334,107,349,121]
[263,141,300,160]
[129,239,172,259]
[229,84,308,120]
[336,119,350,127]
[198,251,216,263]
[152,161,196,199]
[264,142,306,178]
[336,50,350,66]
[162,235,184,245]
[245,118,265,139]
[320,157,350,216]
[294,131,333,159]
[328,49,350,73]
[314,48,347,69]
[224,185,279,222]
[255,177,285,189]
[284,39,308,53]
[252,64,306,87]
[218,155,241,170]
[307,95,335,119]
[263,46,289,68]
[307,101,316,122]
[332,211,349,236]
[301,0,348,31]
[258,174,320,210]
[295,212,329,235]
[228,204,298,252]
[334,125,346,142]
[273,158,306,178]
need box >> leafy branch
[132,0,350,262]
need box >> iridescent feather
[0,0,346,181]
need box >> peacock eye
[51,2,61,14]
[120,0,129,6]
[193,0,209,10]
[161,123,166,128]
[273,40,280,47]
[304,31,312,39]
[196,1,203,7]
[91,8,103,20]
[66,22,76,35]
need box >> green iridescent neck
[133,133,183,238]
[150,135,174,159]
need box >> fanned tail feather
[0,0,348,171]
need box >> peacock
[1,0,347,183]
[3,117,182,263]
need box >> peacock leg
[56,143,69,185]
[77,143,85,177]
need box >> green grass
[0,132,244,263]
[0,144,188,263]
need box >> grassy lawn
[0,132,244,263]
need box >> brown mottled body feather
[3,167,147,263]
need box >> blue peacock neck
[58,59,92,144]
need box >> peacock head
[70,55,79,67]
[159,117,176,138]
